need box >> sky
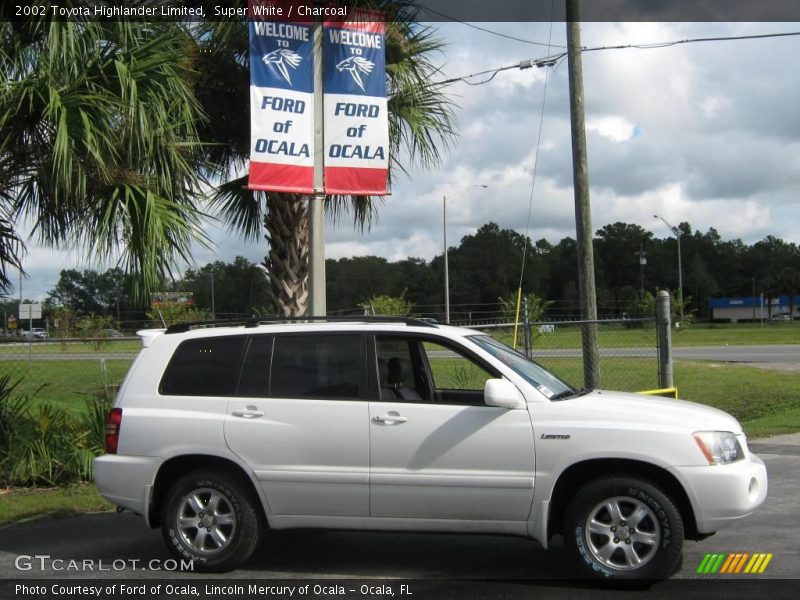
[13,20,800,301]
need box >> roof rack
[164,315,438,334]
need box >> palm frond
[207,175,266,242]
[1,19,209,300]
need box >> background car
[21,328,48,339]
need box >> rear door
[369,334,535,521]
[225,333,370,517]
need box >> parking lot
[0,435,797,594]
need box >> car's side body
[94,320,767,578]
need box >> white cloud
[10,21,800,301]
[586,116,638,142]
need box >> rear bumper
[669,453,767,534]
[93,455,160,518]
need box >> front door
[225,333,370,517]
[369,335,535,521]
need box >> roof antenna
[156,308,167,328]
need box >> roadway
[0,434,797,595]
[2,344,799,371]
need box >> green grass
[0,360,133,414]
[0,483,114,526]
[487,321,800,350]
[0,339,140,354]
[2,350,797,437]
[429,356,800,438]
[672,361,800,438]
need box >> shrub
[361,293,413,317]
[0,376,111,487]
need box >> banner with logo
[322,11,389,195]
[249,14,315,193]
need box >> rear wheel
[161,470,262,572]
[563,475,684,580]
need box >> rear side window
[160,336,246,396]
[270,335,362,399]
[238,336,272,397]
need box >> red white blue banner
[323,12,389,195]
[248,14,315,193]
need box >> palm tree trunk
[263,194,310,316]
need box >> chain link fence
[0,337,140,407]
[2,315,667,398]
[465,318,661,392]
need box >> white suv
[94,318,767,579]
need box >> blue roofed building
[709,295,800,322]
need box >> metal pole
[210,271,216,320]
[676,232,684,326]
[443,195,450,324]
[566,0,600,389]
[523,295,531,358]
[656,289,674,388]
[654,215,684,326]
[308,18,327,317]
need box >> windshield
[469,335,575,399]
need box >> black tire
[562,474,684,580]
[161,469,262,572]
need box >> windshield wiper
[549,387,590,401]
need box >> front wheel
[161,470,262,572]
[563,475,684,580]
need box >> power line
[420,5,567,48]
[433,30,800,88]
[432,54,565,87]
[519,18,555,291]
[583,30,800,53]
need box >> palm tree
[195,1,457,315]
[0,18,207,298]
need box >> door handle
[232,408,264,419]
[373,413,408,424]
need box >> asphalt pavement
[1,434,797,583]
[3,344,800,372]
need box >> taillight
[105,408,123,454]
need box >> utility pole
[308,18,327,317]
[635,246,647,294]
[443,195,450,324]
[566,0,600,389]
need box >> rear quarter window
[159,336,247,396]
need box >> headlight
[693,431,744,465]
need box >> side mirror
[484,378,526,409]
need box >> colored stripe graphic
[697,552,772,575]
[719,553,736,573]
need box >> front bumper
[93,455,160,518]
[668,453,767,534]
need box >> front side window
[424,340,494,392]
[160,336,246,396]
[469,334,573,398]
[270,335,362,399]
[375,335,498,405]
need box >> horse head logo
[262,48,303,86]
[335,56,375,92]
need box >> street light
[444,184,489,324]
[654,214,684,326]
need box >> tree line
[5,220,798,328]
